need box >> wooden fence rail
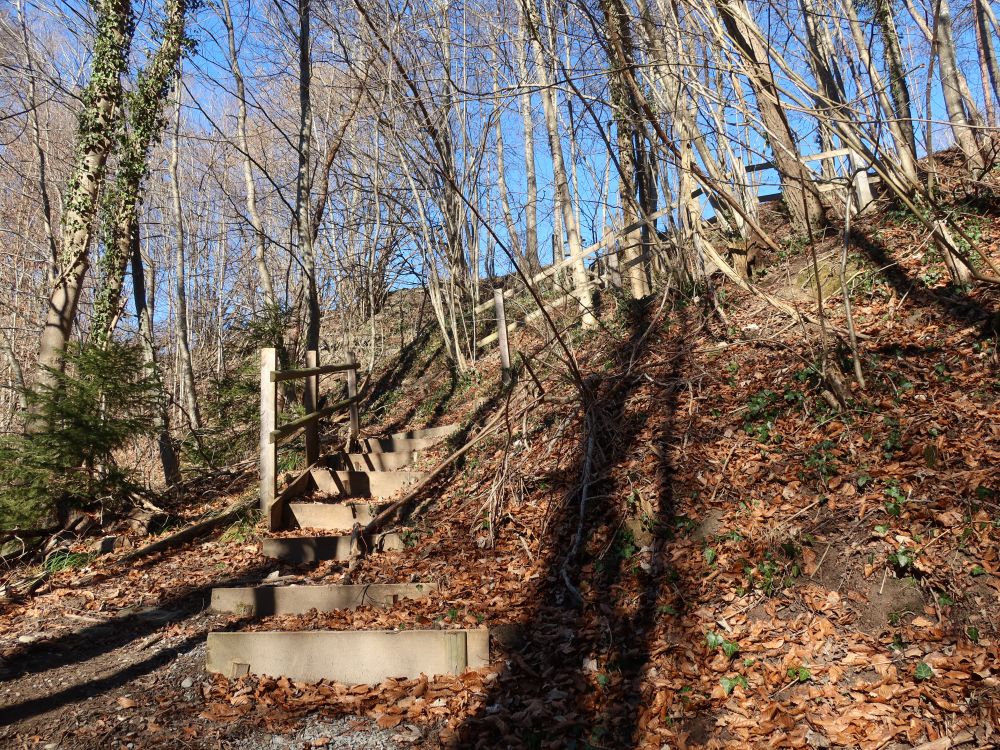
[476,148,874,355]
[260,348,359,515]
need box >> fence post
[347,351,360,444]
[260,347,277,517]
[494,288,512,386]
[304,349,319,466]
[849,150,873,214]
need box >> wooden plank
[260,348,277,518]
[347,351,359,441]
[494,289,511,385]
[206,629,490,683]
[270,464,315,531]
[331,451,418,471]
[470,144,853,320]
[304,350,319,466]
[310,468,425,499]
[477,251,649,349]
[261,532,405,564]
[271,362,356,382]
[210,582,436,616]
[269,397,356,443]
[471,206,673,315]
[388,424,458,440]
[289,501,390,530]
[362,436,450,454]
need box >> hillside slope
[1,200,999,749]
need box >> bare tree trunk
[169,81,202,429]
[839,0,919,186]
[297,0,321,353]
[494,81,525,267]
[933,0,985,175]
[514,15,542,274]
[903,0,985,130]
[601,0,651,299]
[220,0,278,309]
[974,0,1000,127]
[521,0,594,326]
[17,0,58,280]
[130,229,181,486]
[0,329,27,412]
[874,0,918,155]
[715,0,827,235]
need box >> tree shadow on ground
[849,229,998,335]
[0,557,270,725]
[452,297,721,748]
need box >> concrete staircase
[205,423,492,684]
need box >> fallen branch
[908,731,975,750]
[117,494,257,564]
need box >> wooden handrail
[477,250,650,349]
[271,362,356,382]
[269,397,357,444]
[260,348,360,523]
[473,147,866,318]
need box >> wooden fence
[259,348,359,515]
[476,147,876,374]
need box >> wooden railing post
[494,288,512,386]
[849,150,873,214]
[260,347,277,517]
[304,350,319,466]
[347,351,359,443]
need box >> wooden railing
[476,147,876,372]
[259,348,359,514]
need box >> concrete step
[388,424,459,441]
[330,451,418,472]
[289,501,388,530]
[210,582,435,616]
[206,628,489,683]
[310,467,424,499]
[262,532,406,564]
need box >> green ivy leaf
[786,666,811,682]
[915,662,934,681]
[720,675,748,695]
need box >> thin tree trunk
[934,0,985,175]
[17,0,58,281]
[715,0,827,235]
[494,81,525,267]
[840,0,919,186]
[130,229,181,486]
[974,0,1000,127]
[514,17,542,274]
[220,0,277,309]
[521,0,594,326]
[169,81,202,429]
[875,0,918,155]
[297,0,320,353]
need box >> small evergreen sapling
[0,343,160,530]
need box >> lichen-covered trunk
[32,0,133,425]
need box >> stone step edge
[210,581,436,616]
[206,628,489,684]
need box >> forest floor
[1,191,999,749]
